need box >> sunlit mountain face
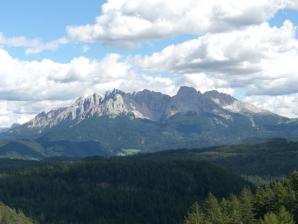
[0,86,298,159]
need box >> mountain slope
[1,86,298,157]
[0,156,250,224]
[139,138,298,179]
[0,139,110,159]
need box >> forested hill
[0,139,297,223]
[0,156,250,224]
[137,138,298,179]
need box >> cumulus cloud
[0,33,68,55]
[134,21,298,97]
[0,49,177,101]
[25,38,68,55]
[1,0,298,125]
[66,0,297,46]
[183,73,235,95]
[0,100,71,127]
[0,48,177,126]
[0,33,40,48]
[3,0,298,53]
[1,16,298,125]
[245,94,298,118]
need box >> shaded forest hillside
[0,157,249,224]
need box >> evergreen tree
[240,188,256,224]
[0,202,33,224]
[229,195,242,223]
[184,203,205,224]
[254,187,275,218]
[260,206,295,224]
[290,171,298,221]
[206,193,224,224]
[220,198,232,224]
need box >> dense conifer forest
[0,140,298,223]
[185,171,298,223]
[0,157,248,224]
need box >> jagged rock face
[131,90,171,121]
[204,90,236,106]
[25,86,273,129]
[165,87,223,118]
[204,90,270,114]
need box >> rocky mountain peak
[204,90,236,106]
[164,86,219,117]
[75,93,101,108]
[131,89,171,121]
[22,87,272,129]
[1,88,294,154]
[176,86,200,98]
[104,89,126,100]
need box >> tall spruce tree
[184,203,205,224]
[206,193,224,224]
[260,206,295,224]
[240,188,256,224]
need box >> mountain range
[1,86,298,159]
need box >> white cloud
[0,48,177,126]
[0,33,40,48]
[2,0,298,53]
[0,32,68,54]
[82,45,90,53]
[245,94,298,118]
[183,73,235,95]
[67,0,298,46]
[1,17,298,125]
[1,0,298,125]
[127,19,298,118]
[135,21,298,97]
[25,38,68,55]
[0,100,71,127]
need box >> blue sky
[0,0,198,61]
[271,9,298,27]
[0,0,103,38]
[0,0,104,61]
[0,0,298,127]
[1,1,296,62]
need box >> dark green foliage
[185,172,298,224]
[185,190,257,224]
[140,139,298,180]
[0,159,40,171]
[240,188,256,224]
[0,157,249,224]
[0,202,33,224]
[205,193,225,224]
[184,203,205,224]
[1,133,298,183]
[0,139,110,160]
[254,181,295,219]
[260,207,295,224]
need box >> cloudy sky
[0,0,298,127]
